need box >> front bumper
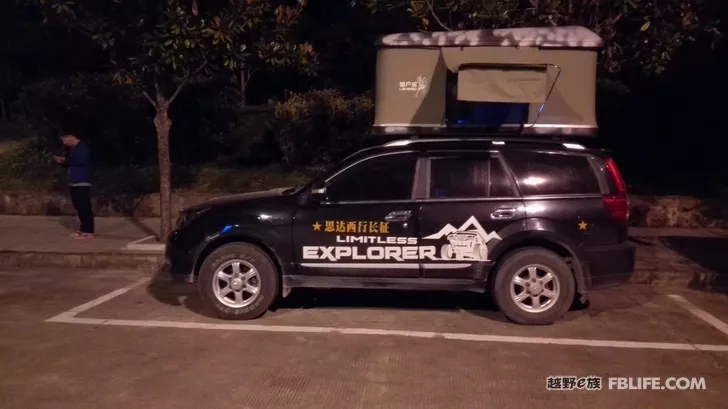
[583,242,636,290]
[165,229,196,280]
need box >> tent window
[456,67,548,103]
[446,70,530,126]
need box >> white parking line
[668,294,728,338]
[46,277,150,323]
[124,236,165,251]
[45,280,728,352]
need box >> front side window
[504,151,601,196]
[326,154,417,202]
[429,153,516,199]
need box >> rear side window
[505,151,600,196]
[429,153,516,199]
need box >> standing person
[54,133,94,239]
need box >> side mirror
[308,181,327,203]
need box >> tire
[198,243,279,320]
[492,247,575,325]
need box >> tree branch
[423,0,452,31]
[141,90,157,108]
[168,83,184,105]
[246,67,260,85]
[169,61,208,104]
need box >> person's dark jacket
[63,141,91,185]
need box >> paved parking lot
[1,268,728,408]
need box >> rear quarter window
[504,150,601,196]
[591,156,620,194]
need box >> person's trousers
[69,185,95,234]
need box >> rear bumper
[582,242,636,290]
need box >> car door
[418,150,525,279]
[293,151,424,278]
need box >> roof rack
[382,137,589,150]
[379,130,593,143]
[372,124,598,137]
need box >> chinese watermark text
[547,376,707,391]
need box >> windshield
[279,161,348,195]
[286,147,381,194]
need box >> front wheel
[198,243,279,320]
[492,248,575,325]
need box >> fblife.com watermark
[547,376,707,391]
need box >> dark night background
[0,0,726,198]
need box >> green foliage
[14,73,156,165]
[223,106,280,166]
[0,137,59,190]
[191,164,314,193]
[356,0,723,76]
[269,90,374,166]
[0,135,314,195]
[37,0,321,237]
[12,73,248,166]
[38,0,318,103]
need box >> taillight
[603,158,629,224]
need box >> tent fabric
[374,48,447,127]
[376,26,604,49]
[456,67,548,103]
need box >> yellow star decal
[312,221,322,231]
[578,220,588,231]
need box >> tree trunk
[153,102,173,242]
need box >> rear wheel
[492,248,575,325]
[198,243,279,320]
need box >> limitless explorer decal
[301,216,501,267]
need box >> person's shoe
[70,231,82,237]
[74,233,94,239]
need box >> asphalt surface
[1,268,728,408]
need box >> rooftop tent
[372,26,604,136]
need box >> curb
[630,269,720,291]
[689,271,728,294]
[0,251,164,271]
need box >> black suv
[165,136,635,325]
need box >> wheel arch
[489,236,588,300]
[192,234,284,280]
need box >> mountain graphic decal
[423,216,502,243]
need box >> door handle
[385,210,412,222]
[490,208,517,220]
